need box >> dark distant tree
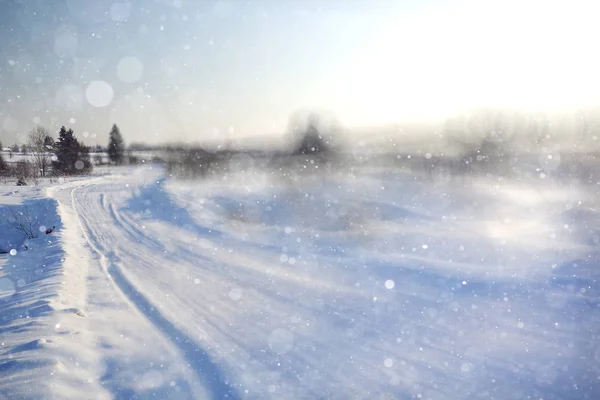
[0,152,7,175]
[52,126,92,175]
[44,134,55,148]
[288,112,335,156]
[52,126,76,174]
[11,143,19,152]
[0,140,3,150]
[296,119,326,154]
[108,124,125,165]
[20,144,28,154]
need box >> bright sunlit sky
[1,0,599,145]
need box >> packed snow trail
[42,176,214,400]
[69,182,237,399]
[6,164,596,399]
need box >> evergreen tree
[44,135,55,148]
[107,124,125,165]
[293,114,330,155]
[52,126,92,175]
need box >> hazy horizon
[1,0,599,146]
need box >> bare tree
[28,126,52,177]
[8,207,38,239]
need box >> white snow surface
[1,165,599,399]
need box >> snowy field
[1,163,599,399]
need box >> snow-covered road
[2,165,599,399]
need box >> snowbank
[0,185,66,399]
[0,186,60,253]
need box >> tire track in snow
[107,201,214,273]
[71,184,239,400]
[107,201,167,255]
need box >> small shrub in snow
[8,207,38,239]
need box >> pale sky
[1,0,599,145]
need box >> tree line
[0,124,126,181]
